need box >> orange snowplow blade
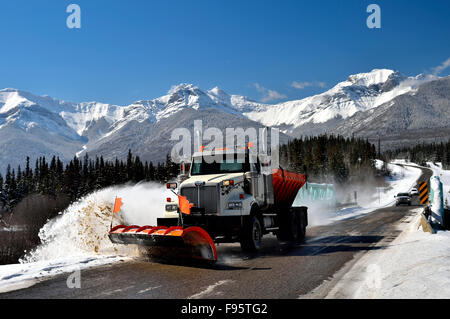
[109,225,217,262]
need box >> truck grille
[180,186,219,214]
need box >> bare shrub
[0,193,71,264]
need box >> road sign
[419,181,429,205]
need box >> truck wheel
[240,216,262,252]
[277,207,306,243]
[297,209,307,242]
[290,210,301,242]
[291,208,307,243]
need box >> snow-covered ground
[0,182,170,293]
[0,255,127,293]
[326,210,450,298]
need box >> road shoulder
[314,207,450,299]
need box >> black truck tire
[277,206,307,243]
[240,216,262,252]
[297,207,307,242]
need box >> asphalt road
[0,166,433,299]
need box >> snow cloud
[432,57,450,76]
[291,81,326,90]
[253,83,287,102]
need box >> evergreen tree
[0,173,4,209]
[165,154,178,181]
[126,149,134,181]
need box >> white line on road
[188,280,234,299]
[138,285,162,294]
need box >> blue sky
[0,0,449,105]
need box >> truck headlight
[228,201,243,209]
[222,180,235,186]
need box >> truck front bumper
[157,214,243,240]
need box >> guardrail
[420,211,436,234]
[420,206,450,233]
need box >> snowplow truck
[109,149,308,262]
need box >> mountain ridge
[0,69,446,172]
[333,76,450,150]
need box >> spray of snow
[298,161,423,225]
[21,182,170,263]
[331,162,422,221]
[305,201,336,226]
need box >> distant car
[410,188,419,196]
[395,193,412,206]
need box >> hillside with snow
[244,70,438,135]
[0,69,446,171]
[0,84,273,171]
[334,76,450,150]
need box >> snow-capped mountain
[0,88,82,140]
[0,84,250,145]
[334,76,450,150]
[2,69,430,145]
[0,68,444,172]
[243,69,437,135]
[0,84,268,172]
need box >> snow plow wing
[109,225,217,262]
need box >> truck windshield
[191,156,250,175]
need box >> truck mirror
[166,182,177,189]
